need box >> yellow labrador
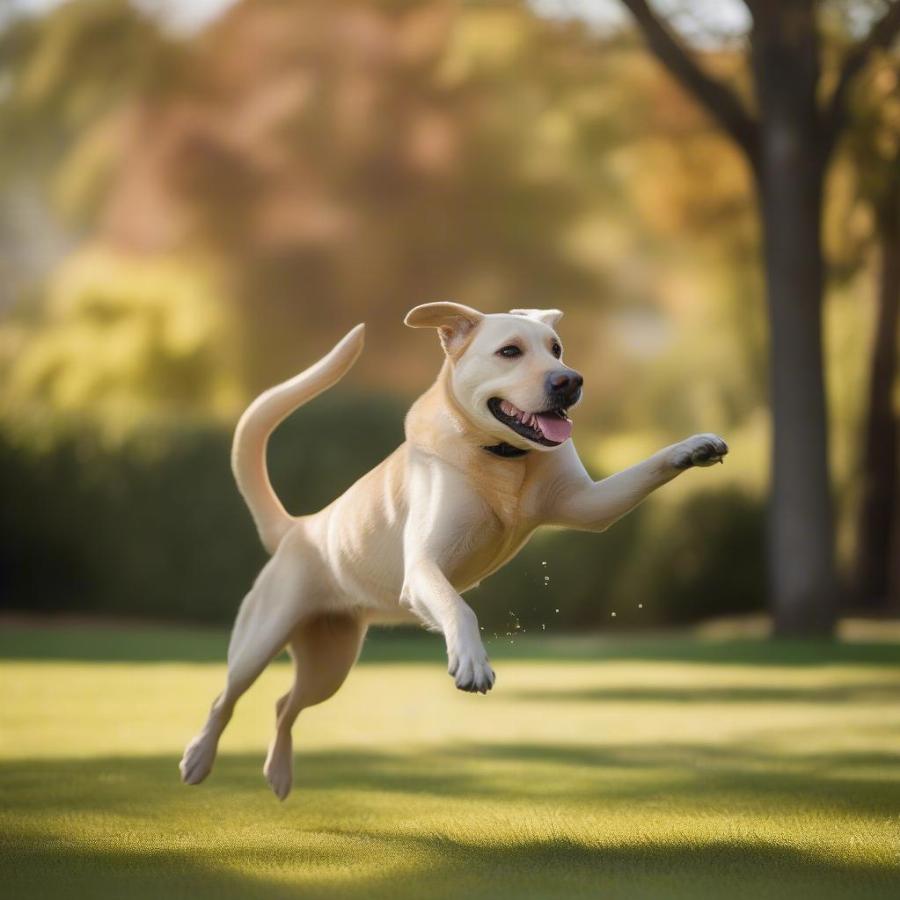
[180,304,727,799]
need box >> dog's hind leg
[180,536,320,786]
[263,612,366,800]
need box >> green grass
[1,622,899,899]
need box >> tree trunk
[619,0,897,634]
[751,1,839,635]
[854,180,900,611]
[891,480,900,609]
[756,159,839,635]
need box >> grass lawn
[1,621,899,899]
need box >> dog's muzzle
[487,397,573,446]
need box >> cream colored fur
[180,304,728,799]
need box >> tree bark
[854,180,900,611]
[756,161,838,634]
[751,1,839,635]
[891,478,900,608]
[619,0,900,635]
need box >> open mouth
[488,398,573,447]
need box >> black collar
[483,442,530,458]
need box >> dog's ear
[510,308,563,330]
[404,302,484,354]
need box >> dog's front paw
[671,433,729,470]
[448,645,495,694]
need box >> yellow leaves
[13,0,162,132]
[627,132,753,240]
[53,109,127,224]
[823,156,873,270]
[520,108,577,181]
[396,0,456,68]
[438,8,531,85]
[0,246,242,444]
[16,8,72,107]
[562,213,628,277]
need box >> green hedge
[0,393,764,628]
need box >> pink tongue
[535,413,572,443]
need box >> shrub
[0,398,764,628]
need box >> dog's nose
[547,369,583,404]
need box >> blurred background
[0,0,897,637]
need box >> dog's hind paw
[263,738,294,801]
[179,733,217,785]
[449,648,496,694]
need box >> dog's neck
[406,368,532,465]
[405,371,534,526]
[436,371,531,460]
[482,442,529,459]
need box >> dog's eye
[551,342,562,358]
[497,345,522,358]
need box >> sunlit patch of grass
[1,625,899,899]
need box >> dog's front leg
[401,453,495,693]
[402,558,495,693]
[547,433,728,532]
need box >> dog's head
[405,302,582,451]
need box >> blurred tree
[0,0,182,217]
[0,0,183,313]
[1,0,779,448]
[609,51,766,434]
[843,54,900,612]
[0,248,241,441]
[0,0,788,627]
[619,0,900,635]
[90,0,623,391]
[0,1,623,428]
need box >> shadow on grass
[509,681,900,705]
[3,830,898,900]
[2,622,899,668]
[1,745,899,899]
[3,744,898,809]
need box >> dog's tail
[232,324,366,554]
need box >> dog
[179,303,728,799]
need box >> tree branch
[620,0,758,162]
[823,0,900,151]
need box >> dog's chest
[446,464,541,590]
[445,513,535,592]
[473,456,545,525]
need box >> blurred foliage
[0,0,182,216]
[0,0,768,436]
[485,485,763,633]
[0,391,763,625]
[0,247,241,441]
[844,50,900,226]
[0,393,403,620]
[86,0,626,391]
[0,0,889,625]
